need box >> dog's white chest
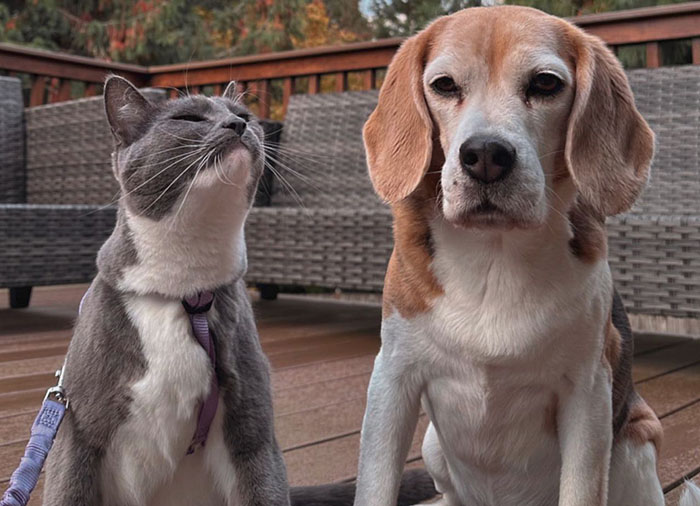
[100,294,222,506]
[424,364,562,502]
[410,220,613,505]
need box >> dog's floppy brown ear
[363,20,444,203]
[565,31,654,217]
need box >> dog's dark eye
[430,76,460,96]
[172,114,206,122]
[528,73,564,98]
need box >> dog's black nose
[459,135,516,184]
[222,117,247,136]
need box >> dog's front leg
[558,363,613,506]
[354,349,422,506]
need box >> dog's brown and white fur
[354,6,700,506]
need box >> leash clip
[44,368,68,408]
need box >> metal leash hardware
[44,363,69,409]
[1,362,68,506]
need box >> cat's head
[104,75,264,221]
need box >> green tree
[0,0,360,64]
[367,0,695,37]
[0,0,215,64]
[368,0,480,38]
[324,0,371,38]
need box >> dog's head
[364,6,653,229]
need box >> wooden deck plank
[0,285,698,502]
[272,355,374,391]
[268,335,379,370]
[1,440,27,481]
[0,336,70,357]
[264,329,378,356]
[0,412,34,443]
[258,318,379,343]
[659,401,700,490]
[634,334,690,356]
[0,355,64,379]
[272,372,370,416]
[633,340,700,382]
[284,415,430,486]
[665,474,700,506]
[277,397,366,451]
[637,362,700,418]
[0,389,44,417]
[0,371,56,394]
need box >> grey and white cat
[43,76,289,506]
[43,76,437,506]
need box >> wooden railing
[2,2,700,118]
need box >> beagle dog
[354,6,700,506]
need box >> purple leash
[0,289,91,506]
[1,289,219,506]
[182,291,219,454]
[0,373,67,506]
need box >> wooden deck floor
[1,284,699,505]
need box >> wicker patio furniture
[0,76,280,308]
[607,65,700,321]
[0,77,132,307]
[244,66,700,322]
[2,64,698,322]
[245,91,393,296]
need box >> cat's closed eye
[172,114,206,122]
[236,112,251,122]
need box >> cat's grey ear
[222,81,238,100]
[104,75,154,145]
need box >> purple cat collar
[182,291,219,454]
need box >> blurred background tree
[368,0,481,38]
[0,0,694,65]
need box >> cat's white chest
[101,294,224,506]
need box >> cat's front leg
[220,389,290,506]
[206,405,290,506]
[230,441,290,505]
[43,413,102,506]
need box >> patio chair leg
[9,286,32,309]
[257,283,279,301]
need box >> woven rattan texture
[246,207,393,291]
[0,77,26,203]
[1,91,278,289]
[608,215,700,318]
[24,89,166,205]
[0,204,116,287]
[1,68,698,317]
[272,90,383,209]
[249,79,699,317]
[629,65,700,217]
[605,65,700,318]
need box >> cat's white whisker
[127,142,207,162]
[153,128,207,144]
[265,153,321,190]
[85,148,209,216]
[264,142,331,163]
[138,150,210,217]
[168,151,214,231]
[123,147,207,176]
[264,159,306,210]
